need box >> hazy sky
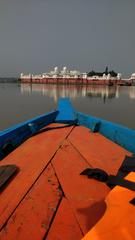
[0,0,135,77]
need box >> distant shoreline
[0,78,19,83]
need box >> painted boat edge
[77,112,135,154]
[0,97,135,159]
[0,110,58,159]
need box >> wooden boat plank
[46,198,83,240]
[68,126,131,175]
[0,124,73,230]
[52,140,109,234]
[0,164,62,240]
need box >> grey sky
[0,0,135,77]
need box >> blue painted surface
[0,97,135,159]
[77,112,135,154]
[0,111,58,159]
[55,98,77,123]
[56,98,135,154]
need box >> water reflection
[0,83,134,130]
[20,83,135,102]
[20,84,117,102]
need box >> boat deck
[0,123,131,240]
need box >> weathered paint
[52,140,109,234]
[0,164,62,240]
[55,98,77,124]
[0,124,73,230]
[0,111,58,159]
[46,198,83,240]
[0,119,134,239]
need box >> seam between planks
[43,196,63,240]
[0,127,74,233]
[67,139,93,168]
[60,139,93,236]
[49,161,85,238]
[65,197,84,237]
[50,138,92,237]
[54,139,108,236]
[65,125,76,139]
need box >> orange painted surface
[68,126,131,175]
[52,140,109,234]
[0,164,62,240]
[0,124,73,230]
[46,198,83,240]
[0,124,133,239]
[83,172,135,240]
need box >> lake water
[0,83,135,131]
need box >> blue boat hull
[0,98,135,159]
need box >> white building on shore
[131,73,135,80]
[44,66,81,78]
[20,66,123,80]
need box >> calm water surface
[0,83,135,130]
